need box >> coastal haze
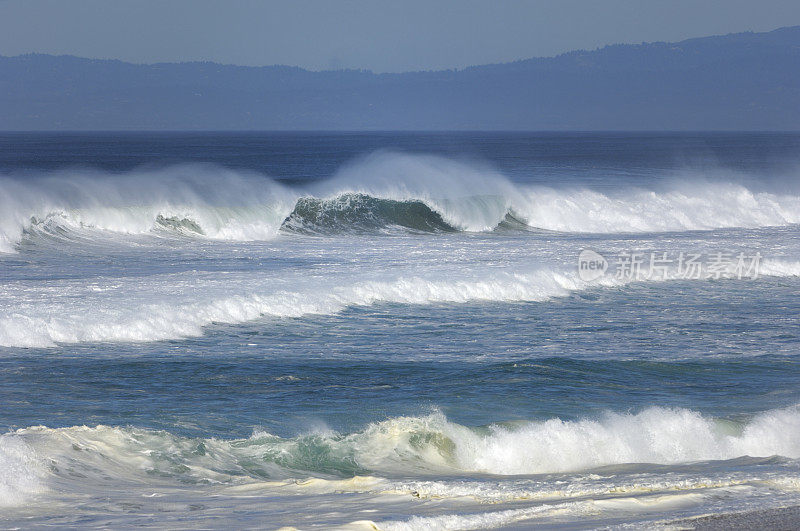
[1,26,800,130]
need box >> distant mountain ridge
[1,26,799,130]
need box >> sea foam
[0,434,43,506]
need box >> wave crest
[2,152,800,252]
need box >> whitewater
[2,132,800,528]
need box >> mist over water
[2,133,800,528]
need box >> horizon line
[2,24,797,75]
[2,130,800,135]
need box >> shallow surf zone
[2,407,800,528]
[2,152,800,251]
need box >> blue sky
[1,0,800,72]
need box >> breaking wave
[4,406,800,507]
[0,267,599,348]
[244,406,800,477]
[1,152,800,251]
[3,258,800,349]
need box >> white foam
[375,492,706,530]
[759,258,800,277]
[0,434,43,506]
[385,475,753,503]
[376,504,563,531]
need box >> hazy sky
[1,0,800,72]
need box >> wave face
[3,406,800,508]
[2,152,800,251]
[280,193,457,234]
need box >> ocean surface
[1,132,800,529]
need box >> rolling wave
[0,268,593,348]
[2,258,799,349]
[1,152,800,251]
[3,406,800,507]
[243,407,800,476]
[280,193,458,234]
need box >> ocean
[1,132,800,529]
